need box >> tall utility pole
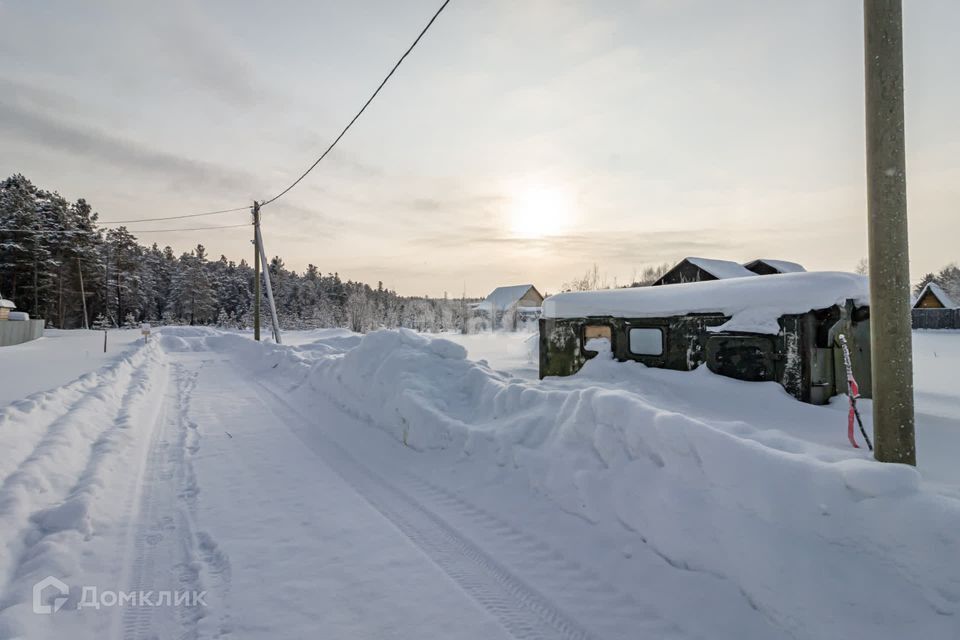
[253,202,261,342]
[77,256,89,330]
[864,0,916,465]
[103,244,110,326]
[254,211,283,344]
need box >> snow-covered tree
[91,312,110,330]
[1,174,485,334]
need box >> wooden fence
[0,319,45,347]
[912,308,960,330]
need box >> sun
[507,184,574,239]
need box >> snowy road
[122,347,760,639]
[121,352,515,640]
[1,334,775,639]
[2,328,958,640]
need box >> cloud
[398,192,505,213]
[404,226,753,262]
[0,98,255,193]
[157,5,259,106]
[257,200,343,237]
[0,76,87,114]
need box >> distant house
[652,258,755,286]
[742,259,806,276]
[0,298,14,321]
[0,296,44,347]
[475,284,544,329]
[913,282,957,309]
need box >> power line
[0,228,96,236]
[128,223,250,233]
[0,222,250,235]
[0,228,97,235]
[260,0,452,207]
[99,205,249,224]
[4,1,452,231]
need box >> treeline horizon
[0,174,477,332]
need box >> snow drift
[543,271,870,334]
[0,340,168,635]
[173,328,959,639]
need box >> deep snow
[0,329,144,406]
[543,271,869,334]
[0,326,957,639]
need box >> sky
[1,0,958,297]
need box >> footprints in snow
[120,363,231,640]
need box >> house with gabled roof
[742,259,806,276]
[0,297,14,321]
[653,257,808,286]
[651,258,755,286]
[913,282,957,309]
[474,284,544,329]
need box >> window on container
[629,327,663,356]
[583,325,612,353]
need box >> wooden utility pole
[103,245,110,326]
[253,202,261,341]
[77,256,89,330]
[864,0,916,465]
[253,209,283,344]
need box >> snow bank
[178,328,960,639]
[320,334,959,638]
[543,272,869,335]
[0,329,147,407]
[0,339,167,631]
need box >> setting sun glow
[507,184,574,239]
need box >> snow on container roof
[684,257,755,279]
[483,284,538,310]
[743,259,806,274]
[915,282,957,309]
[0,299,15,309]
[543,272,869,334]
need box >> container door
[705,335,777,382]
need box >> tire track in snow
[0,376,102,480]
[0,345,157,598]
[256,381,639,640]
[403,477,679,639]
[0,344,149,485]
[117,361,232,640]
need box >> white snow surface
[684,257,755,279]
[0,329,145,406]
[544,271,869,334]
[745,259,806,273]
[0,326,957,640]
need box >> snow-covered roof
[482,284,539,311]
[914,282,957,309]
[684,257,755,280]
[543,272,869,334]
[743,259,806,274]
[0,298,15,310]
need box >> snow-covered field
[0,330,145,406]
[0,326,958,640]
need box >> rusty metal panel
[538,301,870,405]
[705,335,777,382]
